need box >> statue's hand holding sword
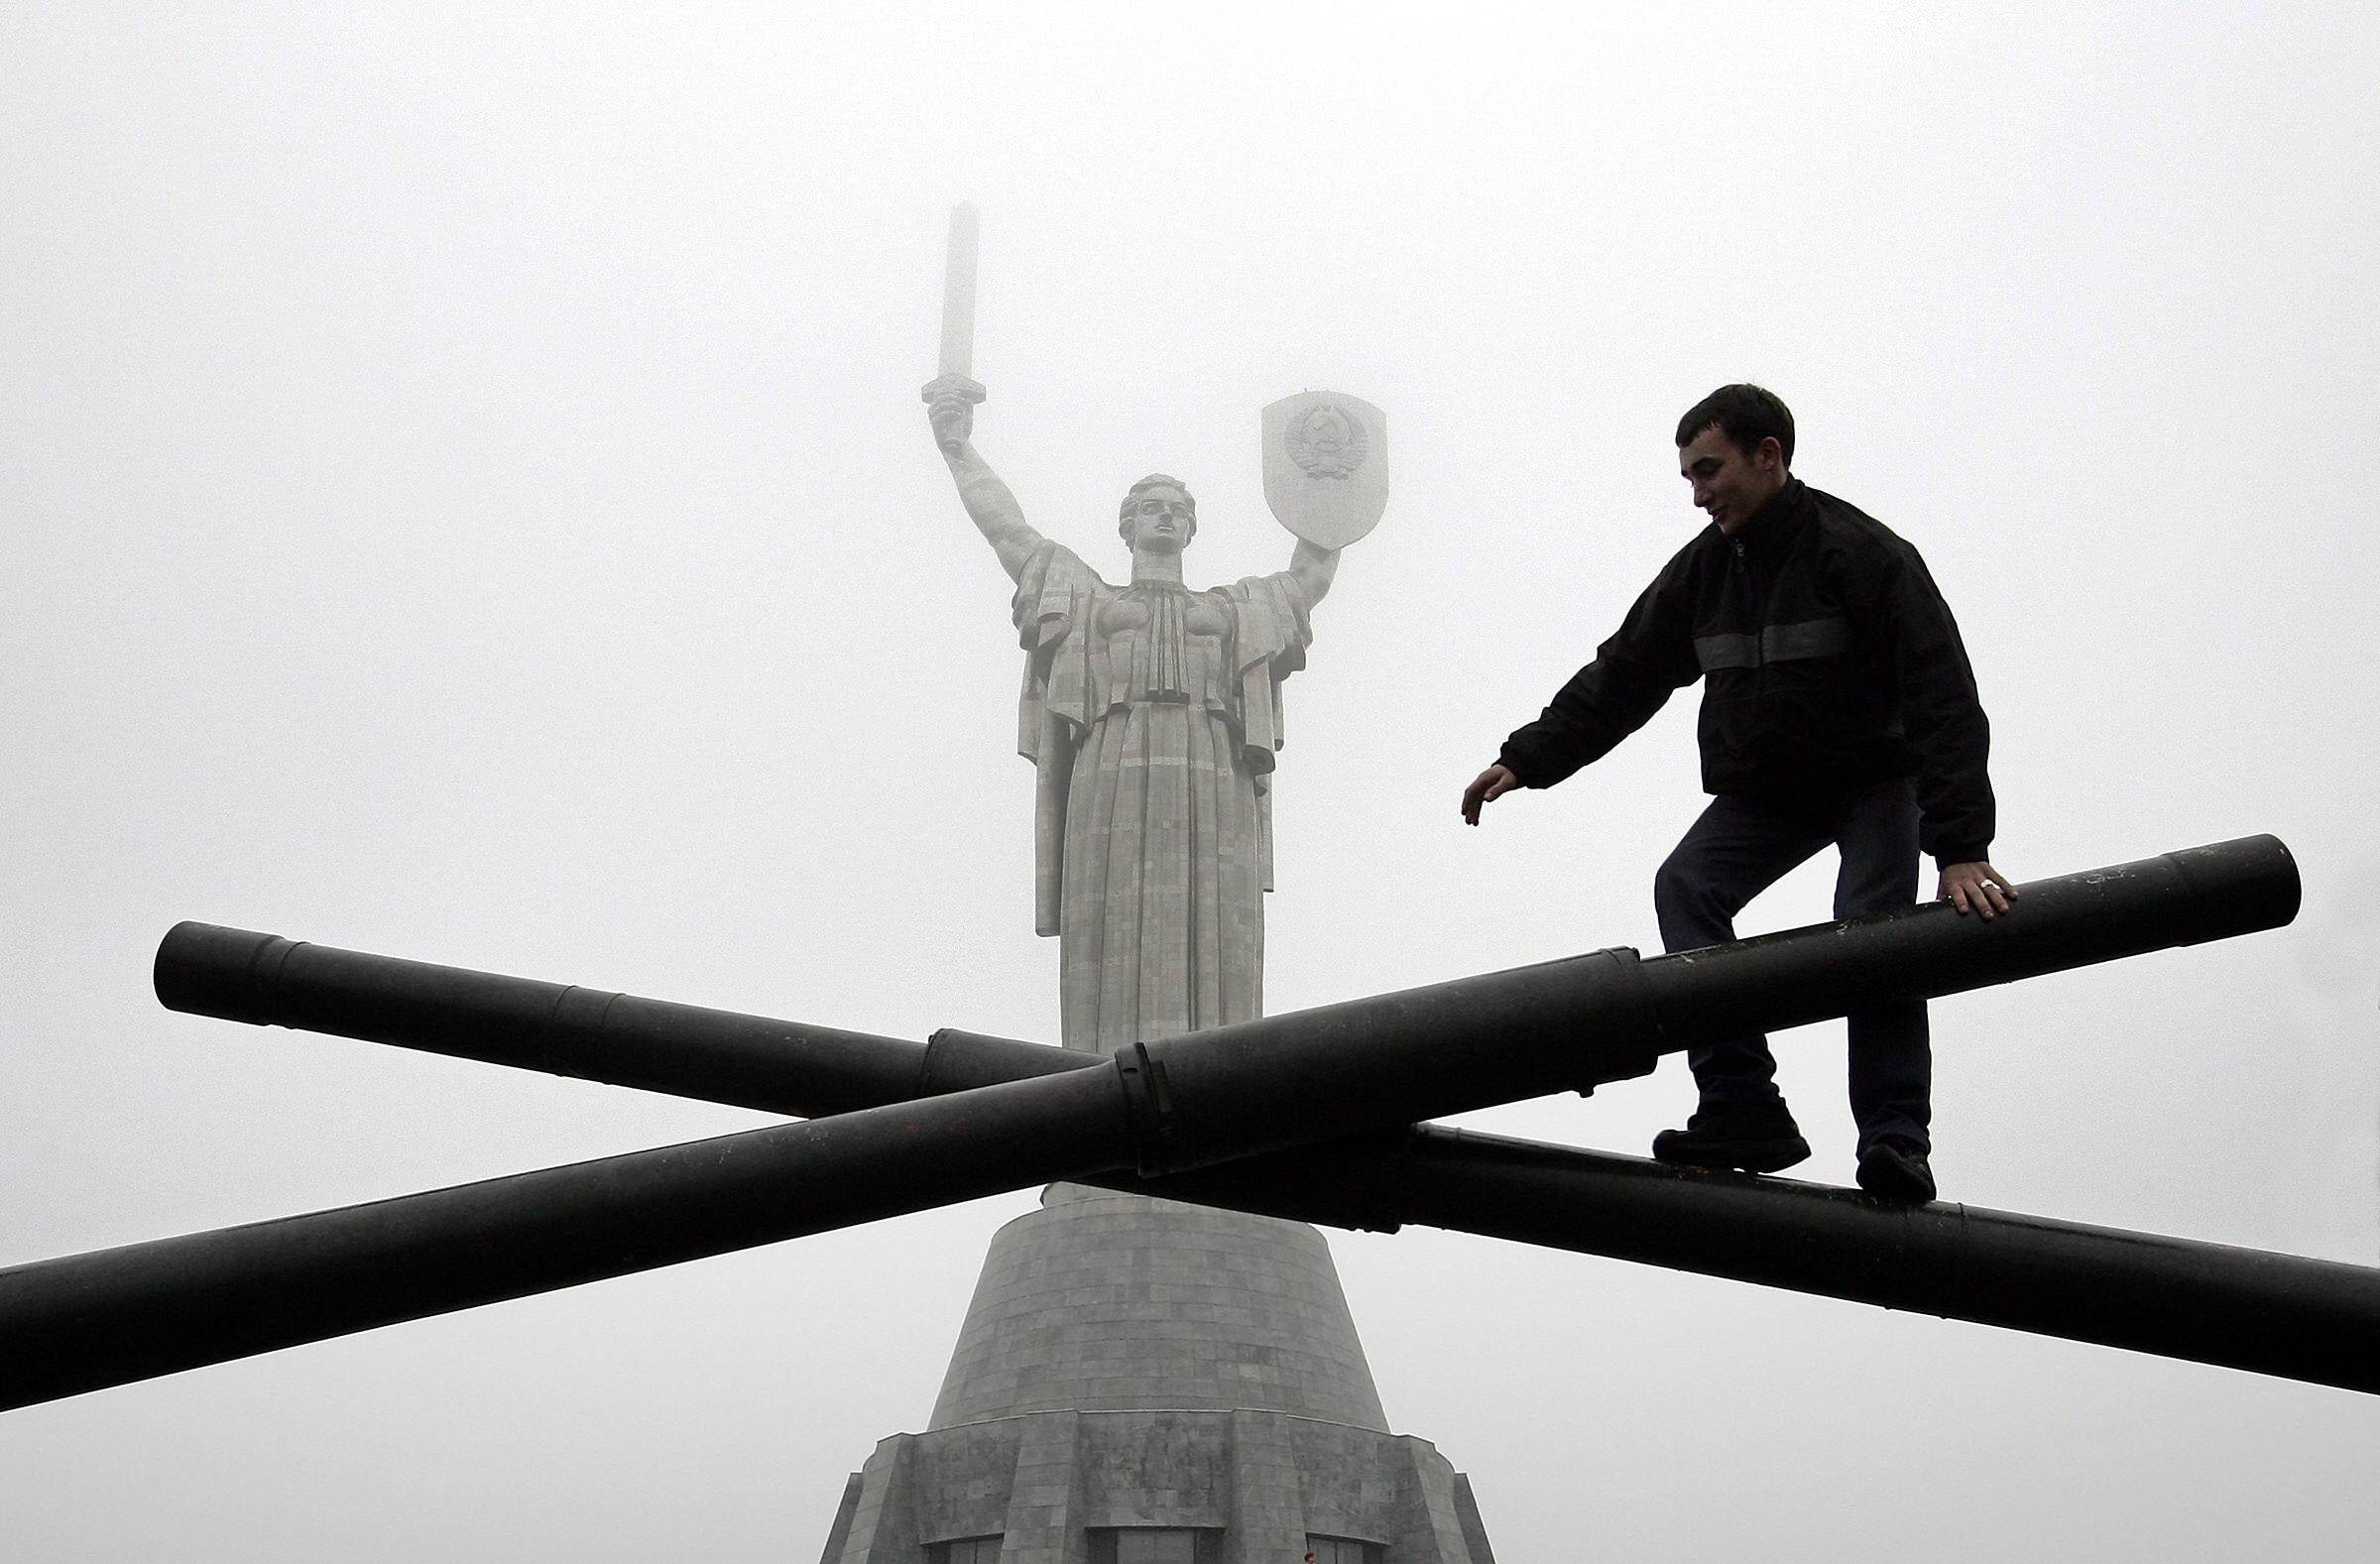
[925,379,978,452]
[922,202,985,453]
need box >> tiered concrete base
[818,1408,1495,1563]
[819,1187,1496,1562]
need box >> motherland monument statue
[919,387,1352,1053]
[817,209,1497,1562]
[917,214,1386,1059]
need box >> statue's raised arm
[1287,537,1341,608]
[926,375,1043,583]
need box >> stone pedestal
[820,1187,1497,1563]
[929,1187,1387,1430]
[821,1409,1494,1564]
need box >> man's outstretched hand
[1462,764,1519,825]
[1940,860,2016,919]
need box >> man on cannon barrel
[1463,384,2011,1202]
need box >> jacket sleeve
[1874,541,1996,864]
[1497,550,1701,788]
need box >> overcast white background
[4,5,2377,1560]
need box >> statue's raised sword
[921,201,986,448]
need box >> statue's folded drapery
[1012,540,1315,1052]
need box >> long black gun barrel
[0,837,2320,1409]
[154,837,2300,1133]
[139,833,2380,1394]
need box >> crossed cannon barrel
[6,835,2368,1412]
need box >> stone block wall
[821,1408,1496,1564]
[929,1189,1387,1431]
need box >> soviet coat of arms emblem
[1286,403,1367,479]
[1262,391,1387,548]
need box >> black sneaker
[1650,1109,1811,1174]
[1856,1141,1937,1203]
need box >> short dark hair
[1676,384,1794,468]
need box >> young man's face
[1678,423,1786,535]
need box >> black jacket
[1497,478,1995,865]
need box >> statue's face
[1123,485,1195,552]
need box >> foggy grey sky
[4,5,2377,1560]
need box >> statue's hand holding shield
[1262,392,1387,548]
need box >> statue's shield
[1261,391,1387,548]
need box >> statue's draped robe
[1012,540,1315,1053]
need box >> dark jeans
[1652,776,1929,1153]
